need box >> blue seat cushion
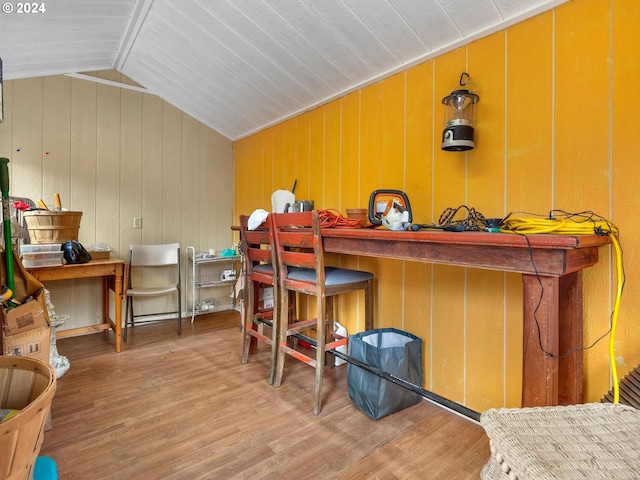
[253,263,273,274]
[287,267,372,286]
[34,456,58,480]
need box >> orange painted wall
[234,0,640,411]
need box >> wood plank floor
[40,311,490,479]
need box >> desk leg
[114,271,123,353]
[521,272,584,407]
[558,271,583,405]
[522,274,560,407]
[102,277,109,336]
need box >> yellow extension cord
[501,215,622,403]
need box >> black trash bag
[347,328,423,420]
[62,240,92,264]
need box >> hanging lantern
[441,73,479,151]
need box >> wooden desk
[27,259,125,353]
[321,228,611,407]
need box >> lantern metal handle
[457,72,477,94]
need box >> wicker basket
[23,210,82,244]
[0,356,56,480]
[480,403,640,480]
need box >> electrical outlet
[133,217,142,229]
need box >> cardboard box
[88,250,110,260]
[259,286,274,300]
[2,326,51,363]
[258,286,274,310]
[2,298,50,336]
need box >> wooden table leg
[558,271,583,405]
[522,274,560,406]
[521,272,584,407]
[114,267,123,353]
[102,277,109,336]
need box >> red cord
[318,209,363,228]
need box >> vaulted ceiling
[1,0,567,140]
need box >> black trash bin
[347,328,423,420]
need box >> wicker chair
[480,402,640,480]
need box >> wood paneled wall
[0,72,234,332]
[234,0,640,411]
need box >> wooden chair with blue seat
[239,214,280,384]
[271,210,374,415]
[124,242,182,341]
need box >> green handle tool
[0,157,15,294]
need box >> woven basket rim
[0,357,56,480]
[23,210,82,215]
[0,356,57,424]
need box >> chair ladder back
[272,211,326,290]
[239,214,280,384]
[239,215,276,281]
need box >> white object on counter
[248,209,269,230]
[271,189,295,213]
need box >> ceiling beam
[64,73,151,94]
[114,0,156,71]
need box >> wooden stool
[480,402,640,480]
[239,214,279,384]
[271,211,374,415]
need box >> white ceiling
[0,0,567,140]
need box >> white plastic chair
[124,243,182,340]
